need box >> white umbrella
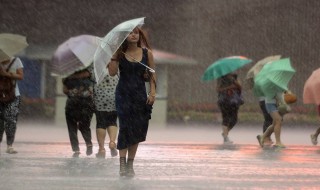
[0,33,28,62]
[51,35,99,77]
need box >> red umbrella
[303,68,320,105]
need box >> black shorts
[95,111,118,129]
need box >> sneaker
[6,147,17,154]
[310,134,318,145]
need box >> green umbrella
[253,58,295,98]
[201,56,252,81]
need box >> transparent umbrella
[93,17,151,84]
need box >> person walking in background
[0,57,24,154]
[216,72,243,144]
[63,68,95,157]
[258,96,274,145]
[257,92,287,149]
[108,27,156,177]
[89,65,119,158]
[310,105,320,145]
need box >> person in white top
[0,57,24,154]
[88,65,119,159]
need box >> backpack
[0,58,16,103]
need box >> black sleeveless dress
[116,48,153,150]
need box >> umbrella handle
[122,52,155,73]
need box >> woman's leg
[107,125,118,157]
[78,115,93,156]
[78,101,94,156]
[126,143,138,177]
[310,127,320,145]
[96,128,106,151]
[219,104,233,143]
[269,111,284,146]
[119,149,128,176]
[259,100,273,133]
[4,97,20,154]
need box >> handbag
[278,103,291,116]
[284,91,297,104]
[229,90,244,106]
[0,58,16,103]
[218,89,244,106]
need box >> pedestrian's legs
[78,114,93,156]
[96,128,106,155]
[0,119,4,144]
[259,100,274,144]
[313,127,320,138]
[269,111,284,147]
[107,125,118,156]
[310,127,320,145]
[126,143,138,177]
[259,100,273,133]
[119,149,128,176]
[66,112,80,154]
[3,97,20,154]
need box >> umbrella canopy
[93,17,145,84]
[303,68,320,105]
[253,58,295,99]
[0,33,28,62]
[245,55,281,89]
[201,56,252,81]
[51,35,99,77]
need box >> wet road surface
[0,124,320,190]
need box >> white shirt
[88,65,119,112]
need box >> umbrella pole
[122,52,155,73]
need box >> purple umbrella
[51,35,99,77]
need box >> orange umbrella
[303,68,320,105]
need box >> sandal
[256,135,264,148]
[109,141,118,157]
[273,144,286,149]
[96,149,106,159]
[6,147,18,154]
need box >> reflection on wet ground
[1,142,320,190]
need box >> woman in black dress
[108,27,156,177]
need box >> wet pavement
[1,123,320,190]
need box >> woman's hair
[117,27,151,60]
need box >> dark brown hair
[116,27,151,60]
